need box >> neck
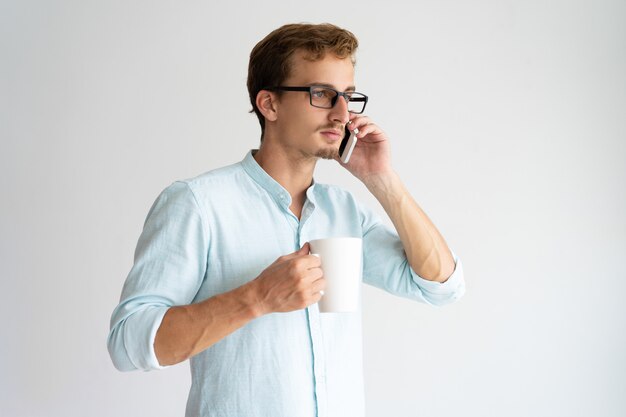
[253,142,317,216]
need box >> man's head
[247,23,359,144]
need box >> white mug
[309,237,362,313]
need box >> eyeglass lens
[310,87,366,113]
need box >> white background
[1,1,625,416]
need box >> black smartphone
[339,126,358,163]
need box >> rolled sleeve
[360,205,465,307]
[107,302,170,371]
[408,251,465,306]
[107,181,209,371]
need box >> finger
[298,242,311,255]
[357,123,386,141]
[310,277,326,293]
[305,253,322,267]
[348,116,371,131]
[356,123,376,138]
[311,289,325,304]
[280,243,311,260]
[307,266,324,280]
[353,121,383,140]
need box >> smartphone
[339,126,358,163]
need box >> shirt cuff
[409,251,465,306]
[124,306,171,371]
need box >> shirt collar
[241,150,318,209]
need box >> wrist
[362,170,407,207]
[361,169,400,191]
[237,280,268,319]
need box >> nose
[329,94,350,125]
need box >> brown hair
[247,23,359,140]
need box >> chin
[315,148,339,160]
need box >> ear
[255,90,279,122]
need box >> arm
[362,171,454,282]
[108,182,324,370]
[341,116,455,283]
[154,244,324,366]
[153,283,260,366]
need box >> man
[108,23,464,417]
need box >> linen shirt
[107,150,465,417]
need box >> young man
[108,23,464,417]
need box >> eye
[312,88,335,99]
[311,89,326,99]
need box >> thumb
[298,242,311,255]
[282,242,310,259]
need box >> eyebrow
[307,82,356,92]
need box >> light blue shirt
[108,150,465,417]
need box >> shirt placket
[305,304,327,417]
[294,199,327,417]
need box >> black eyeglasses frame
[264,85,368,114]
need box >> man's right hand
[249,243,326,314]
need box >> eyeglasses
[265,85,368,114]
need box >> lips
[320,129,343,140]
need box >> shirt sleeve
[359,204,465,306]
[107,181,209,371]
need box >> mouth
[319,129,344,141]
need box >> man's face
[272,51,355,160]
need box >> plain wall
[1,0,625,416]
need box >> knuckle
[297,292,308,305]
[296,280,308,292]
[287,262,300,276]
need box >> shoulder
[313,181,382,228]
[150,161,247,211]
[179,160,246,190]
[161,160,250,200]
[312,182,361,210]
[313,182,354,199]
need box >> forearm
[154,282,262,366]
[153,244,323,366]
[363,170,455,282]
